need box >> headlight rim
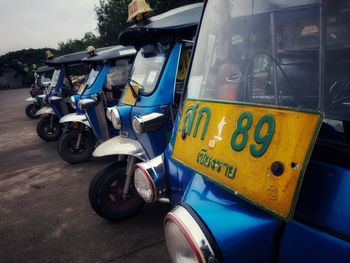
[165,204,220,263]
[134,164,157,203]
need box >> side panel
[132,105,174,159]
[182,173,278,263]
[85,101,110,143]
[279,221,350,263]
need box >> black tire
[89,161,145,221]
[36,116,62,141]
[25,104,39,119]
[57,130,95,164]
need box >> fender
[93,136,149,162]
[25,97,36,102]
[35,106,55,116]
[59,113,91,127]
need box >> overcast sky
[0,0,98,55]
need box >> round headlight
[70,95,76,103]
[106,107,112,121]
[165,206,217,263]
[132,117,143,134]
[110,107,121,130]
[134,167,156,203]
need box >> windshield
[47,69,61,94]
[187,0,350,122]
[129,43,169,95]
[105,59,132,90]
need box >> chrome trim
[92,136,149,161]
[166,206,217,263]
[25,97,35,102]
[35,106,55,116]
[50,96,62,101]
[37,94,46,99]
[59,113,91,127]
[135,154,166,202]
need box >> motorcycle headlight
[134,166,156,203]
[70,96,76,109]
[134,154,166,203]
[165,206,218,263]
[106,107,121,130]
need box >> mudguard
[25,97,36,102]
[59,113,91,127]
[92,136,149,161]
[35,106,55,116]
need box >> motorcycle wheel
[89,161,144,221]
[36,116,62,141]
[25,104,39,119]
[57,130,95,164]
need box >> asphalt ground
[0,89,171,263]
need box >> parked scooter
[35,50,91,141]
[134,1,350,262]
[88,2,203,221]
[57,45,136,164]
[25,65,53,119]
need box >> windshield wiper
[127,77,144,98]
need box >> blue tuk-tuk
[88,2,203,221]
[35,50,91,141]
[57,45,136,164]
[25,65,53,119]
[134,0,350,262]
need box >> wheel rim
[44,122,59,136]
[67,137,87,154]
[104,176,138,209]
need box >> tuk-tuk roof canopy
[35,65,54,74]
[45,50,90,67]
[119,3,203,46]
[83,45,136,62]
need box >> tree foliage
[0,48,56,86]
[96,0,203,46]
[57,32,101,55]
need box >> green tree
[57,32,101,55]
[0,48,56,87]
[96,0,203,46]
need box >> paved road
[0,89,171,263]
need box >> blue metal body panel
[134,43,181,107]
[82,65,110,97]
[48,69,67,118]
[132,105,173,159]
[81,65,111,141]
[296,161,350,239]
[279,221,350,263]
[183,173,279,263]
[117,105,136,140]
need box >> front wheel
[89,161,144,221]
[57,130,95,164]
[25,103,39,119]
[36,116,62,141]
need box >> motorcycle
[134,0,350,262]
[88,1,203,221]
[35,50,91,141]
[57,45,136,164]
[25,65,53,119]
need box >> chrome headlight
[132,112,168,134]
[134,154,166,203]
[106,107,121,130]
[165,206,218,263]
[70,96,76,109]
[78,98,97,110]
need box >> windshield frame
[128,43,171,96]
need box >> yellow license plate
[172,99,323,220]
[121,85,139,106]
